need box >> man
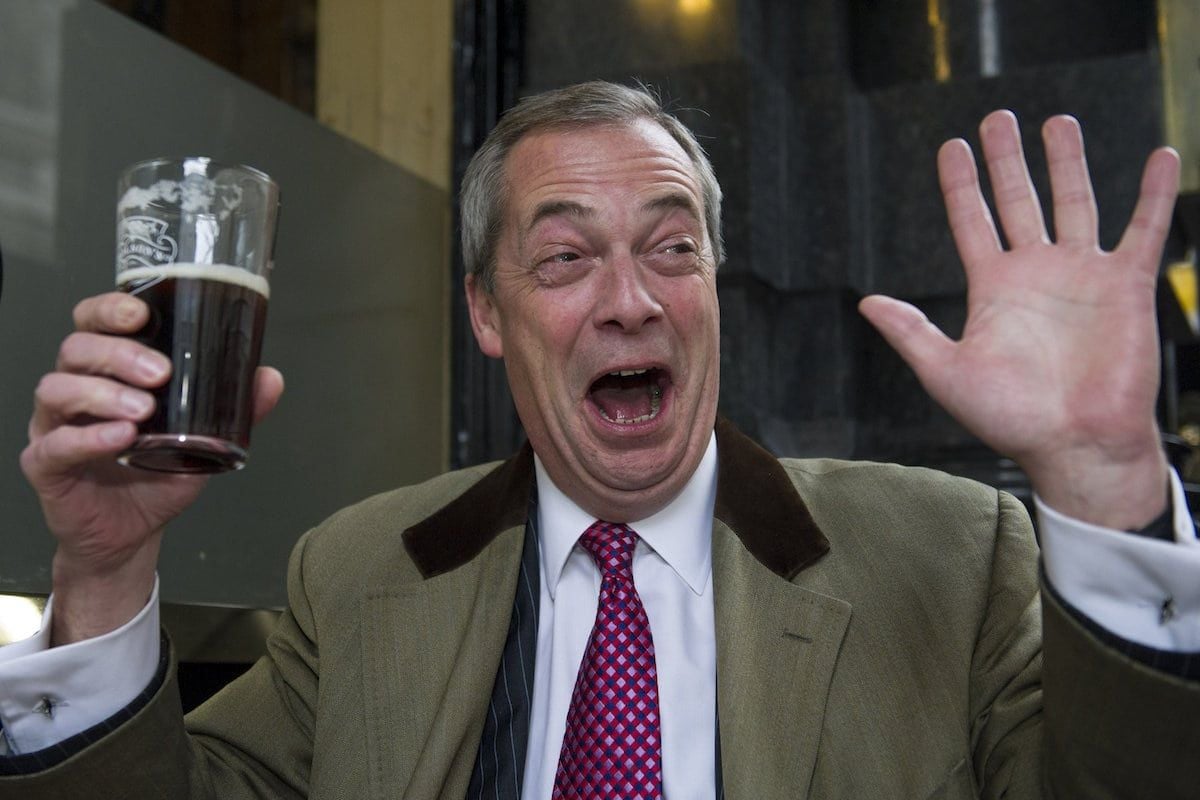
[1,81,1197,798]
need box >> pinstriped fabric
[467,508,541,799]
[0,635,170,775]
[715,717,724,800]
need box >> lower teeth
[605,385,662,425]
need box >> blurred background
[1,0,1197,703]
[92,0,1200,489]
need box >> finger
[30,373,155,439]
[938,138,1003,271]
[56,332,171,387]
[1042,115,1098,247]
[858,295,956,392]
[20,420,138,486]
[251,367,285,424]
[979,109,1049,249]
[72,292,150,334]
[1116,146,1181,270]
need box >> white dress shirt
[523,433,719,800]
[0,443,1197,784]
[0,579,160,755]
[1038,469,1200,649]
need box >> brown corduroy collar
[403,417,830,580]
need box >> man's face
[467,119,721,522]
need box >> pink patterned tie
[552,521,663,800]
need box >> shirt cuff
[1038,470,1200,650]
[0,578,161,754]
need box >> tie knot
[579,521,638,577]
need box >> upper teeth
[610,368,649,377]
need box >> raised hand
[860,110,1179,530]
[20,291,284,644]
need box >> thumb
[251,366,285,424]
[858,295,956,390]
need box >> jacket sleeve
[1040,583,1200,799]
[967,490,1045,799]
[0,530,321,800]
[970,490,1200,800]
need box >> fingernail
[134,352,170,381]
[115,299,143,328]
[119,390,153,417]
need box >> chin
[591,442,689,492]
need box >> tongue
[592,385,653,422]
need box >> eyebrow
[641,192,703,224]
[525,200,594,232]
[525,192,702,234]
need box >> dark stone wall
[512,0,1162,494]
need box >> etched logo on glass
[118,216,179,269]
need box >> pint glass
[115,157,279,473]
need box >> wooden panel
[1159,0,1200,193]
[317,0,453,191]
[103,0,317,114]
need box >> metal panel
[0,0,449,608]
[450,0,525,468]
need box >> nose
[594,253,663,334]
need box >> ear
[465,273,504,358]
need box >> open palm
[860,111,1178,528]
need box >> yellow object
[1167,261,1199,334]
[678,0,714,15]
[927,0,951,83]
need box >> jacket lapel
[360,448,534,799]
[712,419,850,799]
[375,421,849,799]
[361,529,524,800]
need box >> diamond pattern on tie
[553,521,663,800]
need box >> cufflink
[1159,596,1177,625]
[32,696,60,719]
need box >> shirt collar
[535,432,718,599]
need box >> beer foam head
[118,263,270,299]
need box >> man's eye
[534,250,591,287]
[664,242,695,254]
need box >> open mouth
[588,367,669,425]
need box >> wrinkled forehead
[500,119,705,230]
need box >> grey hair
[460,80,725,291]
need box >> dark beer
[118,263,269,473]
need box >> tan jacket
[6,419,1199,798]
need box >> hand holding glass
[115,157,279,473]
